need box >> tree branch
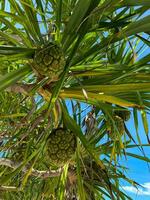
[0,158,62,178]
[6,83,35,94]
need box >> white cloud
[123,182,150,196]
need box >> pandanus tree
[0,0,150,199]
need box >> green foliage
[0,0,150,199]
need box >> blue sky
[68,101,150,200]
[118,9,150,199]
[120,112,150,200]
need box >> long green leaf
[70,83,150,93]
[121,0,150,6]
[61,90,141,108]
[57,164,68,200]
[62,0,91,44]
[119,15,150,37]
[76,145,86,200]
[126,152,150,162]
[0,65,32,91]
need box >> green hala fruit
[113,116,125,135]
[114,110,131,121]
[106,116,125,140]
[33,43,65,81]
[47,128,77,166]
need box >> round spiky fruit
[114,110,131,121]
[47,128,77,166]
[33,43,65,81]
[114,116,125,135]
[106,116,125,140]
